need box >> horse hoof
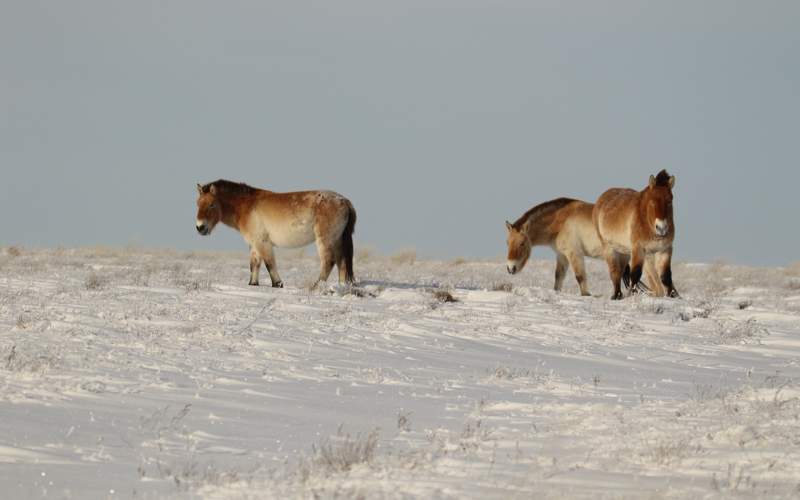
[612,292,623,300]
[249,281,259,286]
[669,289,680,298]
[272,281,284,288]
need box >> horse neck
[635,189,655,238]
[219,193,255,229]
[521,213,551,245]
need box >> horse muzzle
[196,224,210,235]
[654,219,669,237]
[507,264,517,275]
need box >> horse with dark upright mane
[195,180,356,288]
[593,170,679,300]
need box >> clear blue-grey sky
[2,1,798,265]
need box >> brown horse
[505,198,604,296]
[593,170,678,300]
[195,180,356,288]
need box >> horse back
[519,198,578,244]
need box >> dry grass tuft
[142,457,243,491]
[326,285,381,299]
[85,271,108,290]
[785,278,800,290]
[430,289,458,303]
[711,463,757,493]
[785,262,800,277]
[714,318,767,345]
[390,248,416,266]
[492,282,513,292]
[3,345,60,374]
[175,277,213,292]
[490,366,539,381]
[643,437,697,466]
[131,264,156,287]
[298,427,379,481]
[355,246,376,264]
[458,419,493,454]
[397,411,412,432]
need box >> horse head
[195,183,222,236]
[643,170,675,238]
[505,220,531,274]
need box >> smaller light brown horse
[506,198,604,296]
[593,170,679,300]
[195,180,356,288]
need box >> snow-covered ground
[1,246,799,499]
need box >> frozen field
[1,246,799,499]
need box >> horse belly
[573,218,604,258]
[268,222,316,248]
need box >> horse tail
[342,202,357,283]
[622,263,651,293]
[622,264,631,290]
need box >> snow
[1,247,799,499]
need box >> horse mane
[653,169,672,187]
[202,179,258,196]
[513,197,576,229]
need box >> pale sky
[2,1,798,265]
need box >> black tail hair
[622,264,651,293]
[342,204,357,283]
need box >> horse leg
[554,253,568,292]
[249,247,262,286]
[655,249,679,298]
[314,240,336,289]
[622,261,631,290]
[336,249,349,285]
[604,248,624,300]
[326,243,346,285]
[255,242,283,288]
[644,255,664,296]
[321,236,346,285]
[567,252,591,296]
[628,246,646,296]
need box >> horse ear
[669,175,676,188]
[649,174,656,188]
[209,184,217,195]
[505,221,513,232]
[196,183,203,194]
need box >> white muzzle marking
[507,260,518,274]
[654,219,669,237]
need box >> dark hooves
[612,291,624,300]
[272,281,284,288]
[669,289,680,298]
[249,281,259,286]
